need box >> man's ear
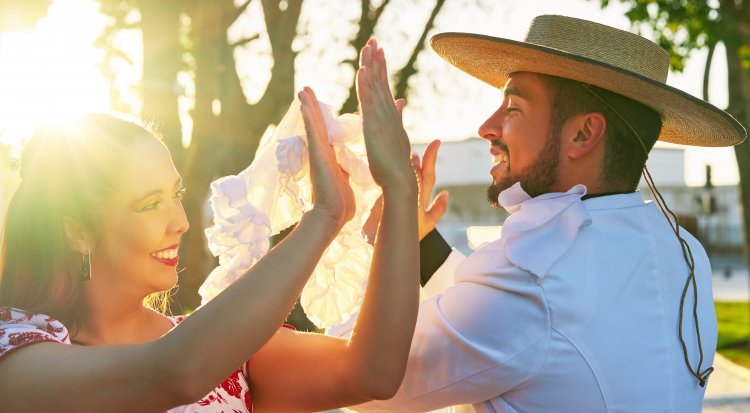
[565,112,606,159]
[63,216,93,254]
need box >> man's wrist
[419,228,452,286]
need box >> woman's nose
[171,201,190,235]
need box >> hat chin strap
[583,84,714,387]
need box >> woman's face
[90,136,189,298]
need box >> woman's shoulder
[0,307,70,361]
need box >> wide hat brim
[430,31,746,147]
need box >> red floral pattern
[0,308,69,360]
[8,331,51,346]
[0,308,253,413]
[166,315,253,413]
[221,371,244,398]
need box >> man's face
[479,72,562,206]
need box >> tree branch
[232,0,254,22]
[393,0,447,100]
[340,0,393,113]
[229,34,260,48]
[371,0,391,29]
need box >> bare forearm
[345,189,419,398]
[159,211,339,398]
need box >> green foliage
[94,0,141,115]
[596,0,745,73]
[715,301,750,369]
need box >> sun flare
[0,0,111,150]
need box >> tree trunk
[702,41,716,102]
[727,47,750,269]
[720,0,750,275]
[174,0,304,311]
[220,0,302,176]
[137,0,185,167]
[175,0,231,311]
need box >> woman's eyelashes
[137,187,187,212]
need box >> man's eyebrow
[503,86,524,99]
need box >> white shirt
[337,184,717,413]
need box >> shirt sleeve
[349,248,551,412]
[419,229,453,286]
[326,248,466,339]
[0,308,69,362]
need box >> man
[336,15,746,412]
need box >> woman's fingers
[299,87,356,225]
[356,40,416,192]
[300,87,336,166]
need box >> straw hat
[430,15,746,147]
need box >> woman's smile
[149,244,180,267]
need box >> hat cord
[583,84,714,387]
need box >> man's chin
[486,182,505,209]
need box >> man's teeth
[493,154,508,165]
[151,249,178,260]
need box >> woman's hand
[299,87,356,230]
[356,39,417,197]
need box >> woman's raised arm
[0,87,356,413]
[247,40,420,412]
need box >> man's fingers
[418,139,441,200]
[410,153,421,173]
[395,99,405,118]
[427,191,449,223]
[421,139,440,185]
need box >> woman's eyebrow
[135,178,183,202]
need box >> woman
[0,40,419,412]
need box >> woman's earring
[81,249,92,281]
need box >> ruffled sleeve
[0,307,70,361]
[199,99,381,329]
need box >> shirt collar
[582,190,647,211]
[496,183,592,278]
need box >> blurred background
[0,1,748,401]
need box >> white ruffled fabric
[199,99,382,328]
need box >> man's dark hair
[539,74,663,192]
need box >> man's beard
[486,132,561,208]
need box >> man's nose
[478,109,504,142]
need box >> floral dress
[0,307,253,412]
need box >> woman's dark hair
[539,74,663,192]
[0,114,159,331]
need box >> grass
[715,301,750,369]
